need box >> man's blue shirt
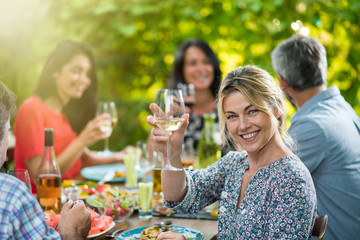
[289,85,360,240]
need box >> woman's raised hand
[146,103,189,160]
[78,113,112,147]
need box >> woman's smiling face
[54,54,92,104]
[183,46,214,91]
[223,91,279,154]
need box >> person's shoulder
[276,155,312,180]
[0,173,30,202]
[294,89,355,126]
[289,113,327,139]
[221,150,247,165]
[18,96,44,113]
[0,173,28,191]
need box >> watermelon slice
[45,207,113,236]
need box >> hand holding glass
[154,89,185,171]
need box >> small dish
[95,188,134,222]
[98,203,134,222]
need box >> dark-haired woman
[14,40,127,193]
[167,39,223,152]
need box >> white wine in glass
[154,89,185,171]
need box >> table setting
[43,89,219,239]
[61,154,217,239]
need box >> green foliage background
[0,0,359,151]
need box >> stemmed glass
[136,140,155,182]
[177,83,196,111]
[7,169,32,192]
[180,142,197,169]
[154,89,185,171]
[97,101,117,156]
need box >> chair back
[312,213,328,240]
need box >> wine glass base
[161,166,184,171]
[97,150,113,157]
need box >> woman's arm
[146,103,189,202]
[25,114,113,181]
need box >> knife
[98,170,115,185]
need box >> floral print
[165,151,317,239]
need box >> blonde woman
[148,65,317,239]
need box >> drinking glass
[97,101,117,156]
[138,182,153,220]
[177,83,196,111]
[136,140,155,181]
[154,89,185,171]
[180,142,197,169]
[7,169,32,192]
[124,149,139,190]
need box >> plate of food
[62,180,111,199]
[80,164,143,183]
[85,186,139,214]
[116,225,204,240]
[86,188,139,210]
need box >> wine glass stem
[165,132,172,168]
[104,138,109,151]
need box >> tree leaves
[0,0,359,148]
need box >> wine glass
[180,142,197,169]
[109,101,118,129]
[177,83,196,112]
[136,140,155,181]
[7,169,32,192]
[97,101,117,156]
[154,89,185,171]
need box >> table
[88,180,218,240]
[91,212,218,240]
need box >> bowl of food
[94,187,134,222]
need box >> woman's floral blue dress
[164,151,317,239]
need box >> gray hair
[0,81,17,141]
[271,34,327,91]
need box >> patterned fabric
[289,85,360,240]
[0,173,60,239]
[165,151,317,239]
[14,96,82,193]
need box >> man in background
[0,81,92,239]
[271,34,360,239]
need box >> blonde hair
[218,65,295,150]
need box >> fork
[104,228,124,239]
